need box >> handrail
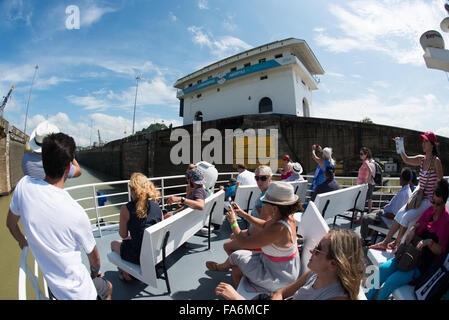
[18,247,48,300]
[64,172,449,237]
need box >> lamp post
[132,75,141,135]
[24,64,39,134]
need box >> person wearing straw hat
[283,162,305,182]
[212,181,302,293]
[22,121,82,180]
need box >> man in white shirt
[6,132,112,300]
[236,164,256,186]
[361,168,413,245]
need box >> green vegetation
[133,122,169,136]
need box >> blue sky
[1,0,449,147]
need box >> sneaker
[199,225,214,236]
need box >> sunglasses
[310,243,328,256]
[255,175,268,182]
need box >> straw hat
[260,181,299,206]
[29,121,60,153]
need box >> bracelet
[231,222,238,229]
[90,266,100,273]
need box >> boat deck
[81,215,364,300]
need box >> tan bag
[405,187,424,211]
[405,157,434,211]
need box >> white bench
[312,184,367,228]
[107,190,224,294]
[287,180,308,205]
[233,184,261,213]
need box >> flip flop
[387,242,398,251]
[368,243,387,251]
[206,261,230,272]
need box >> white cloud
[169,11,177,22]
[188,26,252,59]
[81,4,116,27]
[315,0,448,65]
[24,112,182,147]
[315,91,447,134]
[198,0,209,10]
[67,76,177,111]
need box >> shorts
[48,277,111,300]
[93,277,111,300]
[366,184,375,200]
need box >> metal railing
[64,172,238,237]
[64,172,449,237]
[18,247,49,300]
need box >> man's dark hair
[237,164,246,170]
[42,133,76,179]
[400,167,412,183]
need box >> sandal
[387,242,398,251]
[206,261,230,272]
[368,243,387,251]
[118,270,133,282]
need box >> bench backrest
[286,180,308,204]
[313,184,365,220]
[297,202,329,276]
[139,190,224,288]
[233,184,261,213]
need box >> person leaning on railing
[164,168,208,218]
[6,132,111,300]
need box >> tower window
[194,111,203,121]
[259,97,273,113]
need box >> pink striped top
[419,156,438,200]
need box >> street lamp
[132,75,141,135]
[24,64,39,134]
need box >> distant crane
[97,129,102,146]
[1,85,14,118]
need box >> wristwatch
[181,197,186,204]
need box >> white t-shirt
[10,176,97,300]
[237,169,256,185]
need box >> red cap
[282,155,290,161]
[419,131,437,143]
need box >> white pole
[132,75,141,135]
[24,65,39,134]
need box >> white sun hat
[260,181,299,206]
[29,121,60,153]
[292,162,303,174]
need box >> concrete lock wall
[76,115,449,180]
[0,117,28,195]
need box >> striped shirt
[419,156,438,200]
